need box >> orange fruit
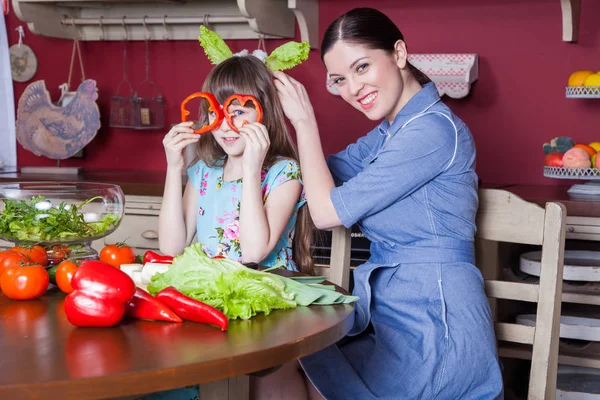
[568,70,595,86]
[573,143,596,157]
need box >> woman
[270,7,504,400]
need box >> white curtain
[0,16,16,168]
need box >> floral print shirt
[187,157,305,270]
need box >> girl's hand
[273,71,316,128]
[162,122,200,171]
[239,122,270,175]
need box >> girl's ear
[393,40,408,69]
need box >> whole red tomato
[0,252,29,277]
[13,245,48,267]
[55,260,79,294]
[0,265,49,300]
[47,245,72,265]
[99,243,135,269]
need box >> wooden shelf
[13,0,319,48]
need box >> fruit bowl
[544,167,600,198]
[544,166,600,180]
[565,86,600,99]
[0,182,124,261]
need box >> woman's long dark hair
[321,7,431,86]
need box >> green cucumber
[47,265,59,286]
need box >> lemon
[568,70,595,86]
[583,73,600,87]
[589,142,600,152]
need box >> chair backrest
[476,189,567,400]
[328,226,352,289]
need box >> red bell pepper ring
[143,250,174,265]
[223,94,264,133]
[126,287,182,323]
[181,92,225,134]
[156,287,229,331]
[64,260,136,328]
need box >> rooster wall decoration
[16,79,100,160]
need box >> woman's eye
[232,109,245,116]
[333,77,345,85]
[357,63,368,73]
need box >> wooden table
[0,287,354,400]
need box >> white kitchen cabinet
[91,195,162,256]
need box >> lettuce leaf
[265,41,310,71]
[148,243,296,320]
[198,25,233,65]
[147,243,358,320]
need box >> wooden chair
[476,189,567,400]
[315,226,352,290]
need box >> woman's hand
[162,122,200,171]
[273,71,317,129]
[240,122,270,175]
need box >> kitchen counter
[0,170,177,197]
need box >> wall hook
[122,16,128,41]
[203,14,211,30]
[98,16,105,40]
[142,15,151,40]
[162,15,169,40]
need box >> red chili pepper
[223,94,264,133]
[64,260,136,328]
[143,250,174,265]
[212,255,225,259]
[156,287,229,331]
[126,287,182,323]
[180,92,225,134]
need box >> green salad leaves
[147,243,358,320]
[0,195,120,242]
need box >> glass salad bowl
[0,182,125,262]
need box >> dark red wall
[6,0,600,185]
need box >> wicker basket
[109,80,136,129]
[133,80,164,130]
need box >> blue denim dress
[300,83,504,399]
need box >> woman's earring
[326,74,340,96]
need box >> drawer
[567,216,600,241]
[124,195,163,216]
[93,214,160,252]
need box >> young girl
[158,54,313,274]
[144,35,313,400]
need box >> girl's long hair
[194,56,315,275]
[321,7,431,86]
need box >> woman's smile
[358,91,378,110]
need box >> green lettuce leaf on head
[265,41,310,71]
[198,25,233,65]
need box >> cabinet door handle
[141,230,159,240]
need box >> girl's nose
[218,115,231,131]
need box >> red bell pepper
[223,94,263,133]
[156,287,229,331]
[126,287,182,323]
[64,260,136,328]
[181,92,225,134]
[143,250,174,265]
